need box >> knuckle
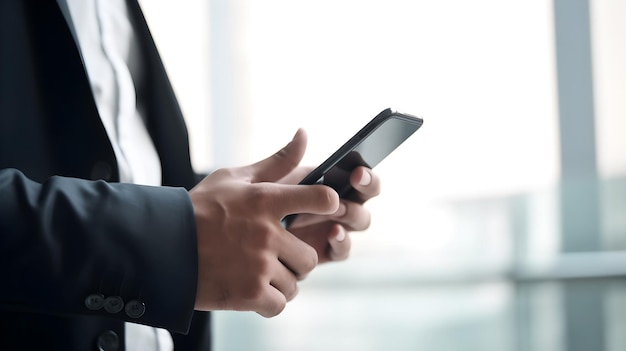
[265,300,287,318]
[344,206,371,231]
[213,167,237,179]
[247,185,269,206]
[248,185,280,212]
[252,223,278,248]
[317,185,339,208]
[272,146,299,168]
[285,282,299,301]
[252,255,272,276]
[301,246,318,274]
[241,279,266,301]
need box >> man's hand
[190,129,339,317]
[285,166,381,263]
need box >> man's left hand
[281,166,381,264]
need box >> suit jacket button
[103,296,124,314]
[97,330,119,351]
[85,293,105,310]
[90,161,112,181]
[125,299,146,318]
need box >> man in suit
[0,1,381,350]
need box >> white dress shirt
[59,0,173,349]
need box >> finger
[327,224,352,261]
[276,229,319,279]
[286,200,348,228]
[278,166,314,185]
[349,167,381,203]
[246,129,308,183]
[257,285,288,318]
[261,183,339,218]
[288,200,371,232]
[332,201,371,231]
[269,261,300,302]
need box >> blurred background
[139,0,626,350]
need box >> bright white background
[138,0,626,350]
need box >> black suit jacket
[0,1,211,350]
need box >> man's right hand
[189,129,339,317]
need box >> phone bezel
[297,108,423,187]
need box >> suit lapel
[24,0,119,180]
[55,0,79,44]
[125,0,198,189]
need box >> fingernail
[359,170,372,186]
[334,203,347,217]
[335,226,346,242]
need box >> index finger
[257,183,340,219]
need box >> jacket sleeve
[0,168,198,334]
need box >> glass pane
[139,1,626,350]
[209,1,563,350]
[591,0,626,178]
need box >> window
[142,1,626,350]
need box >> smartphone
[282,108,423,227]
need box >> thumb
[247,129,307,183]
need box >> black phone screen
[301,109,423,199]
[323,114,421,199]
